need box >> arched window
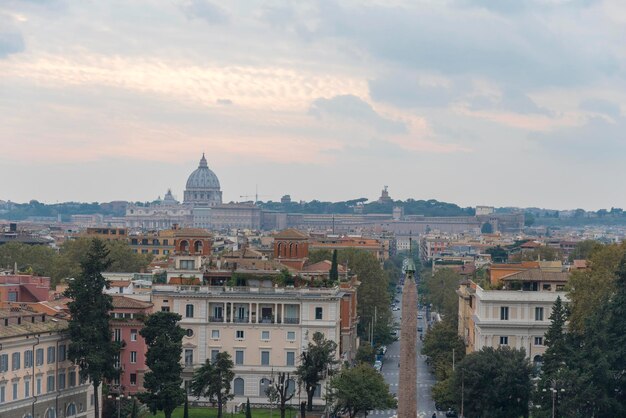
[276,243,283,257]
[66,403,77,416]
[180,240,189,253]
[44,408,56,418]
[259,378,271,397]
[194,240,203,254]
[23,414,33,418]
[186,304,194,318]
[533,355,543,371]
[234,377,245,396]
[288,242,294,258]
[286,379,296,397]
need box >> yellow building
[0,308,97,418]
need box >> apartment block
[0,309,96,418]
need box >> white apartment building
[0,309,97,418]
[457,270,569,367]
[152,284,346,409]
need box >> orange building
[488,261,539,285]
[273,228,310,270]
[310,236,389,261]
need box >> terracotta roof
[572,259,588,269]
[274,228,309,240]
[109,280,131,288]
[502,270,569,282]
[303,260,347,273]
[111,295,153,310]
[521,241,542,248]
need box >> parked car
[374,360,383,371]
[417,326,423,332]
[379,345,387,355]
[445,409,458,417]
[392,306,400,311]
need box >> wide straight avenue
[370,290,440,417]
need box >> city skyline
[2,1,626,209]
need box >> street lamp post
[542,379,565,418]
[108,394,130,418]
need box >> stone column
[398,273,418,418]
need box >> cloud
[0,15,25,58]
[467,88,553,116]
[532,115,626,160]
[180,0,228,24]
[309,94,407,134]
[216,98,233,105]
[369,72,460,108]
[579,98,621,118]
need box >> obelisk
[398,257,418,418]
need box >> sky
[1,0,626,210]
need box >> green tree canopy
[421,268,462,321]
[64,239,118,418]
[0,242,56,276]
[191,352,235,418]
[452,347,532,418]
[138,311,186,418]
[330,363,396,418]
[296,331,338,411]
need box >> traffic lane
[416,309,438,415]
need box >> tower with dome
[183,153,222,207]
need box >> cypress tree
[330,249,339,282]
[64,239,118,418]
[246,397,252,418]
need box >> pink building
[0,274,50,302]
[109,295,153,395]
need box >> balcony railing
[284,317,300,324]
[209,316,224,323]
[260,317,274,324]
[233,316,249,323]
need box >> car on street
[374,360,382,371]
[392,306,400,311]
[417,326,423,332]
[445,409,458,417]
[417,314,423,319]
[379,345,387,355]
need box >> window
[186,304,194,318]
[36,348,44,366]
[535,307,544,321]
[259,378,271,397]
[69,370,76,387]
[211,330,219,339]
[130,373,137,386]
[161,306,170,312]
[36,377,42,394]
[58,372,66,390]
[130,329,138,341]
[12,382,17,400]
[180,260,195,269]
[113,329,121,342]
[25,350,33,368]
[45,408,56,418]
[234,377,245,396]
[315,307,323,320]
[261,331,270,340]
[187,328,195,338]
[58,345,66,362]
[211,350,219,363]
[130,351,137,364]
[499,336,509,346]
[24,378,31,398]
[47,347,56,364]
[12,352,21,370]
[500,307,509,321]
[236,330,245,339]
[47,375,55,392]
[261,351,270,366]
[185,349,193,367]
[286,351,295,366]
[0,385,4,403]
[66,403,77,416]
[235,350,244,365]
[535,336,544,346]
[0,354,7,372]
[287,331,296,341]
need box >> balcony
[233,316,249,323]
[259,317,275,324]
[284,317,300,324]
[209,316,224,323]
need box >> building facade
[151,284,344,408]
[0,309,96,418]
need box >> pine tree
[64,239,118,418]
[138,311,186,418]
[542,296,568,376]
